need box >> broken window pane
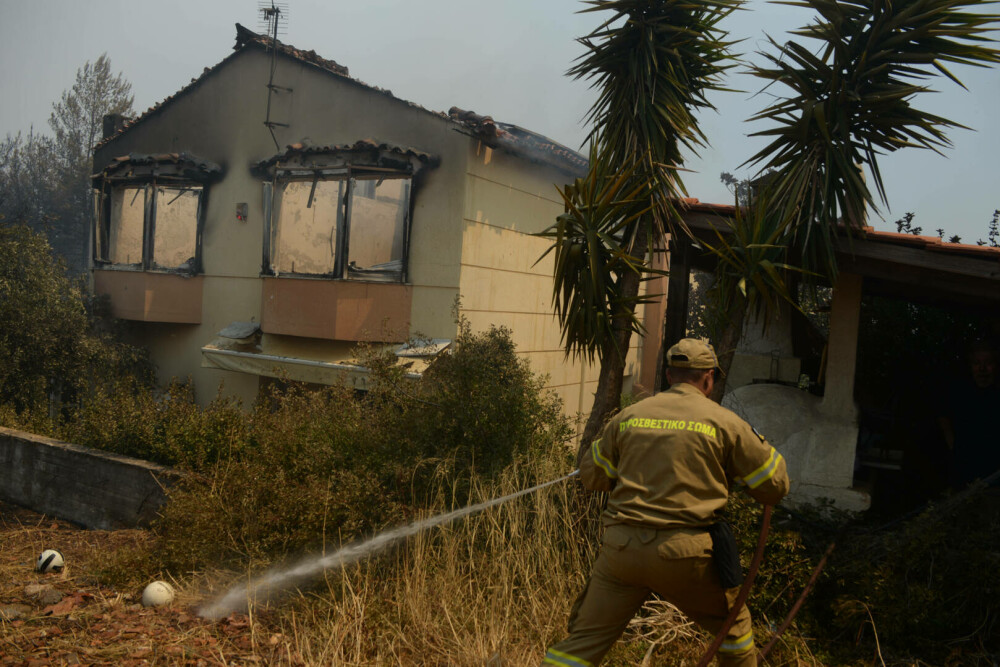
[109,186,145,266]
[348,178,408,277]
[275,179,344,275]
[153,186,200,271]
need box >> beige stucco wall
[93,48,470,405]
[93,46,649,423]
[458,143,642,427]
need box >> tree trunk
[658,235,691,391]
[709,295,746,404]
[576,257,643,461]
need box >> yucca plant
[537,145,656,362]
[745,0,1000,281]
[700,0,999,399]
[544,0,742,443]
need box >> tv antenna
[259,0,291,150]
[258,1,288,41]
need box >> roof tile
[255,140,439,173]
[682,205,1000,262]
[95,26,587,175]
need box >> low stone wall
[0,427,183,530]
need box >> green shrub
[156,455,403,572]
[404,318,571,478]
[820,490,1000,663]
[59,380,249,469]
[146,320,573,571]
[0,225,151,418]
[715,492,836,664]
[717,488,1000,664]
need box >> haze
[2,0,997,242]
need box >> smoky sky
[2,0,998,241]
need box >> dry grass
[0,458,723,665]
[2,463,821,666]
[253,458,595,665]
[161,455,709,665]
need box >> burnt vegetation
[2,227,998,664]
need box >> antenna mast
[259,1,291,151]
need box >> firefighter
[543,338,790,667]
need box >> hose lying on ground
[696,505,773,667]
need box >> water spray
[199,469,579,619]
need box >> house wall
[458,143,642,427]
[93,48,470,405]
[92,47,646,427]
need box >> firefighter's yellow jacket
[579,382,790,529]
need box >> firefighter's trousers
[543,523,756,667]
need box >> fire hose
[696,505,772,667]
[699,465,1000,664]
[694,505,839,666]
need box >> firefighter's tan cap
[666,338,719,369]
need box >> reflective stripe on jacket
[579,382,789,528]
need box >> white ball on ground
[36,549,64,573]
[141,580,176,607]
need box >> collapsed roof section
[447,107,588,176]
[254,140,439,178]
[95,25,587,176]
[92,152,223,184]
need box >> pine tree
[0,130,58,232]
[46,54,134,274]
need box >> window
[92,153,220,274]
[273,178,344,275]
[152,186,200,270]
[348,177,409,277]
[96,183,202,272]
[258,141,438,284]
[107,186,145,266]
[268,173,411,282]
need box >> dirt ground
[0,500,296,666]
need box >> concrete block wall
[0,427,183,530]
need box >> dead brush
[0,500,273,664]
[624,597,701,665]
[197,453,738,665]
[225,459,742,665]
[263,456,599,665]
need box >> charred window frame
[264,168,410,282]
[92,154,222,274]
[94,181,205,273]
[258,143,438,284]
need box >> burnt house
[89,25,654,418]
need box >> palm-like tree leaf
[745,0,1000,280]
[536,145,655,361]
[540,0,742,364]
[702,187,819,336]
